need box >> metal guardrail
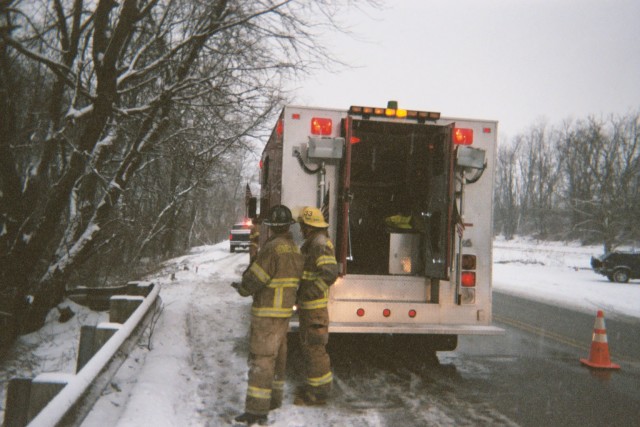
[65,284,137,311]
[3,281,161,427]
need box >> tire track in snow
[323,336,520,426]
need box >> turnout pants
[298,307,333,398]
[245,316,290,415]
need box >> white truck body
[258,103,503,347]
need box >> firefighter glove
[231,281,251,297]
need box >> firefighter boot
[270,382,284,410]
[234,412,268,425]
[293,388,327,407]
[269,399,281,410]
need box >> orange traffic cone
[580,310,620,370]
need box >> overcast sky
[290,0,640,139]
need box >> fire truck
[251,102,503,350]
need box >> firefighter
[232,205,304,425]
[295,206,339,406]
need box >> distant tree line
[0,0,374,346]
[494,111,640,253]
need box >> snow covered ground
[1,237,638,426]
[492,237,640,320]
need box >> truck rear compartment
[344,119,452,279]
[264,104,503,341]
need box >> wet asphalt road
[292,292,640,426]
[456,292,640,427]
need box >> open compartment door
[336,116,353,276]
[421,123,455,279]
[337,117,455,279]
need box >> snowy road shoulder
[493,238,640,320]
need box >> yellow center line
[493,315,640,366]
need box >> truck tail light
[461,254,476,270]
[228,234,232,240]
[461,271,476,287]
[460,253,476,303]
[453,128,474,145]
[461,254,476,288]
[311,117,332,135]
[460,288,475,304]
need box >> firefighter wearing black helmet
[294,206,339,406]
[232,205,304,425]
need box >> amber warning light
[349,105,440,122]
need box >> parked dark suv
[591,251,640,283]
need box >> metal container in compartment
[389,232,420,275]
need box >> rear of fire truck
[256,102,503,351]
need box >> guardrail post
[76,325,96,373]
[4,378,31,427]
[94,323,121,349]
[27,373,74,423]
[109,296,144,324]
[5,282,159,427]
[75,323,121,372]
[126,281,153,297]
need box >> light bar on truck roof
[349,105,441,122]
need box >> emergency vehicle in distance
[249,101,504,350]
[229,220,252,253]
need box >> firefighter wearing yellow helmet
[300,205,329,228]
[295,206,338,406]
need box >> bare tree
[497,112,640,250]
[0,0,378,344]
[527,123,563,238]
[494,138,520,240]
[579,114,640,252]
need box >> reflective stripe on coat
[298,231,338,310]
[239,232,304,318]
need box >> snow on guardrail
[4,281,161,427]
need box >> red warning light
[453,128,474,145]
[311,117,332,135]
[461,271,476,287]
